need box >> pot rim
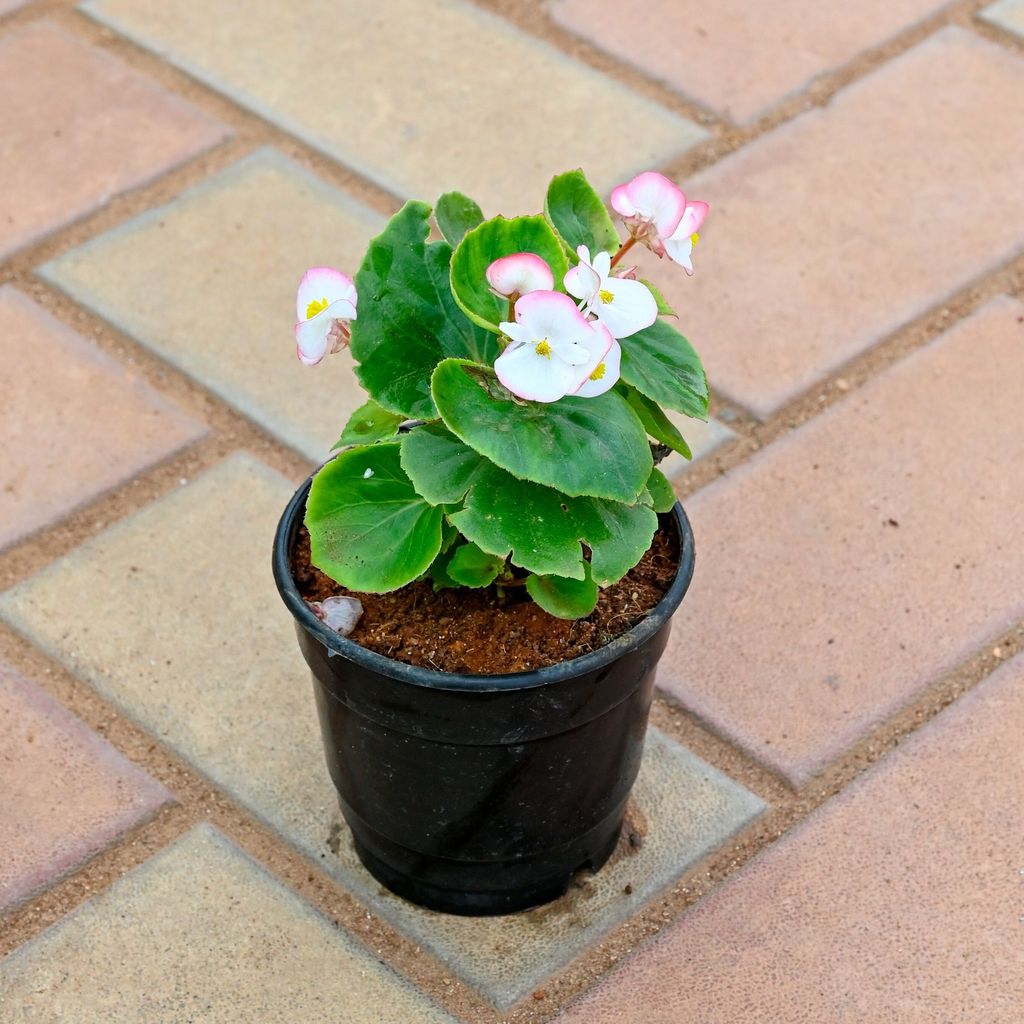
[273,471,695,693]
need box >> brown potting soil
[290,522,679,675]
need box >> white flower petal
[499,320,532,347]
[564,261,600,304]
[592,250,613,279]
[568,320,614,391]
[574,339,621,398]
[494,343,578,403]
[513,290,593,343]
[295,312,333,365]
[592,277,658,339]
[663,234,695,275]
[296,267,357,322]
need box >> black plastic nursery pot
[273,474,695,916]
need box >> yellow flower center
[589,362,606,382]
[534,339,552,358]
[690,232,700,246]
[305,297,330,319]
[598,288,615,304]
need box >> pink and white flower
[485,252,554,298]
[496,290,613,403]
[574,338,621,398]
[564,245,657,339]
[663,201,709,275]
[295,267,358,366]
[610,172,708,267]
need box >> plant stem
[609,236,637,269]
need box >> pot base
[344,801,624,917]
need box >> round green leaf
[526,565,598,619]
[435,191,483,248]
[334,399,404,449]
[450,215,568,332]
[544,169,620,257]
[447,542,505,588]
[431,359,652,503]
[399,422,488,505]
[645,467,677,513]
[305,443,443,593]
[619,319,709,419]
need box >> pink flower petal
[612,172,687,238]
[296,266,357,322]
[574,338,621,398]
[513,289,593,339]
[675,200,709,238]
[485,253,554,297]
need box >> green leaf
[544,169,620,257]
[526,565,598,619]
[449,461,657,584]
[620,384,692,458]
[450,215,568,332]
[619,319,709,419]
[349,202,497,418]
[641,278,677,317]
[447,542,505,588]
[435,191,483,248]
[646,467,676,513]
[334,399,404,449]
[432,359,651,503]
[400,422,489,505]
[305,443,443,593]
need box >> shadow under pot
[272,473,696,916]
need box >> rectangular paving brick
[658,413,735,481]
[561,654,1024,1023]
[0,23,226,259]
[0,825,457,1023]
[0,662,170,913]
[982,0,1024,35]
[551,0,951,123]
[82,0,706,214]
[41,150,381,463]
[659,27,1024,418]
[0,454,763,1008]
[0,287,205,551]
[655,296,1024,785]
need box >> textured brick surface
[323,729,763,1009]
[0,458,762,1006]
[0,825,457,1023]
[658,297,1024,784]
[561,654,1024,1023]
[42,150,381,463]
[982,0,1024,34]
[0,288,205,550]
[0,662,170,913]
[660,28,1024,418]
[658,413,734,480]
[551,0,951,123]
[0,23,226,259]
[82,0,705,214]
[0,454,330,848]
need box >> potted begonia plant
[273,170,709,915]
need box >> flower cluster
[291,168,710,620]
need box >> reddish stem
[609,236,638,269]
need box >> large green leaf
[400,422,489,505]
[349,202,497,418]
[447,542,505,588]
[431,360,651,503]
[620,383,692,458]
[544,169,620,257]
[435,191,483,248]
[334,399,404,449]
[619,319,709,419]
[526,565,598,619]
[449,461,657,584]
[305,443,443,593]
[449,215,568,332]
[646,467,677,513]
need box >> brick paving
[1,2,1022,1022]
